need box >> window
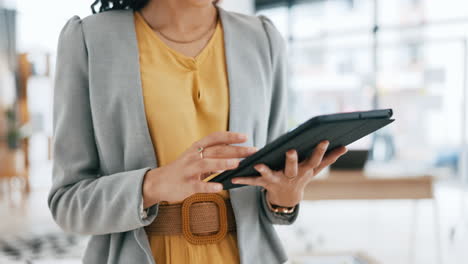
[257,0,468,176]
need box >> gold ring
[197,147,204,159]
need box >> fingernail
[322,141,329,149]
[254,165,263,171]
[288,150,296,158]
[238,134,247,140]
[212,184,222,191]
[249,147,258,152]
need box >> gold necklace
[156,18,217,44]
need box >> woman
[48,0,348,263]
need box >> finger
[193,131,247,149]
[231,176,267,187]
[254,164,277,182]
[192,181,224,193]
[203,145,257,159]
[284,149,298,179]
[305,140,329,169]
[192,158,240,175]
[315,146,348,173]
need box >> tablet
[207,109,395,190]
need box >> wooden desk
[304,170,433,200]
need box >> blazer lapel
[121,10,159,169]
[218,8,261,217]
[218,8,242,137]
[218,7,261,146]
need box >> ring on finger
[197,146,204,159]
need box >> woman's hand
[142,131,257,208]
[231,141,348,207]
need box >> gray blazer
[48,7,299,264]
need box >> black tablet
[207,109,395,190]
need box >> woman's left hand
[231,140,348,207]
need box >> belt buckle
[181,193,228,245]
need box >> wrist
[142,168,163,208]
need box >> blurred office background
[0,0,467,263]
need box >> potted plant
[1,106,30,195]
[5,107,21,150]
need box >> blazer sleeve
[258,15,300,225]
[48,16,158,235]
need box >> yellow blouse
[134,12,239,264]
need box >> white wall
[0,0,16,9]
[16,0,91,53]
[219,0,254,14]
[0,54,16,107]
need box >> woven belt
[145,193,236,245]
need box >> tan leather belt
[145,193,236,245]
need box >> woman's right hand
[142,131,257,207]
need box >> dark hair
[91,0,219,14]
[91,0,150,14]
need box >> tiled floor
[1,136,467,263]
